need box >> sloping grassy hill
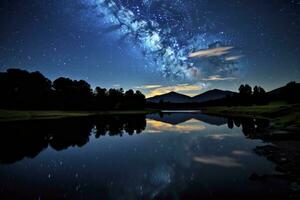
[201,102,300,130]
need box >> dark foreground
[0,112,299,199]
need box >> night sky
[1,0,300,97]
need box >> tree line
[147,81,299,109]
[0,68,146,110]
[204,84,271,106]
[200,82,300,107]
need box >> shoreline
[1,104,299,133]
[0,109,159,122]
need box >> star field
[0,0,299,94]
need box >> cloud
[186,44,242,80]
[231,150,251,156]
[201,75,237,81]
[188,46,233,58]
[205,133,241,140]
[135,84,162,89]
[144,83,206,98]
[225,55,244,61]
[185,66,202,80]
[193,156,242,167]
[206,134,233,140]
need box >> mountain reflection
[0,115,146,164]
[147,112,269,138]
[148,112,228,125]
[146,119,206,133]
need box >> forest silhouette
[0,68,146,110]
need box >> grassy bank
[0,109,158,122]
[201,102,300,130]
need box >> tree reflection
[226,117,270,138]
[94,115,146,137]
[227,118,234,129]
[0,115,146,164]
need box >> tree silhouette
[238,84,253,105]
[107,88,124,109]
[94,86,107,110]
[123,89,135,109]
[253,86,267,105]
[284,81,300,103]
[0,69,52,109]
[134,90,146,109]
[52,77,93,110]
[239,84,252,96]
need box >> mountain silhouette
[192,89,236,103]
[147,89,236,103]
[147,91,193,103]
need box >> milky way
[82,0,241,81]
[1,0,299,91]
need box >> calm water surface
[0,113,296,199]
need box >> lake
[0,112,298,199]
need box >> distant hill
[147,91,192,103]
[268,82,300,96]
[192,89,236,103]
[267,82,300,102]
[147,89,236,103]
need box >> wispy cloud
[188,46,233,58]
[112,84,121,88]
[231,150,251,156]
[193,156,242,167]
[135,84,162,89]
[143,83,206,98]
[202,75,237,81]
[225,55,244,61]
[205,133,239,140]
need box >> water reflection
[0,113,271,165]
[0,112,298,199]
[193,156,243,168]
[148,112,227,126]
[146,119,206,133]
[147,112,270,137]
[226,117,270,139]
